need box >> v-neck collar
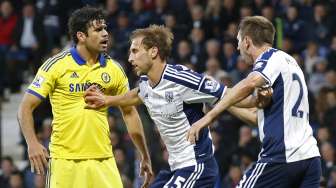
[150,64,167,89]
[70,47,106,67]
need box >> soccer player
[17,7,152,188]
[84,25,268,188]
[187,16,321,188]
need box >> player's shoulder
[165,64,202,76]
[40,49,71,72]
[104,54,127,76]
[163,64,204,89]
[256,48,279,63]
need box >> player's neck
[252,45,272,62]
[147,60,166,87]
[76,44,99,66]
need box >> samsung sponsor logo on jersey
[69,82,105,92]
[32,75,45,88]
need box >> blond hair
[130,25,174,60]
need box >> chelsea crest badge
[101,72,111,83]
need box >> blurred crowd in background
[1,0,336,187]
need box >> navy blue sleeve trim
[163,74,199,90]
[26,89,45,100]
[253,71,272,85]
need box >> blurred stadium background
[0,0,336,187]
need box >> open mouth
[100,40,108,46]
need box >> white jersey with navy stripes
[138,64,226,170]
[253,48,320,163]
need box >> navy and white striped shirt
[138,64,226,170]
[253,48,320,163]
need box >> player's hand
[256,87,273,108]
[139,157,153,188]
[84,85,106,109]
[186,116,212,144]
[27,142,49,175]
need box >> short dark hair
[68,6,106,44]
[239,16,275,46]
[1,156,13,164]
[130,25,174,61]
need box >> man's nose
[128,56,133,64]
[102,29,108,37]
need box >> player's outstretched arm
[84,86,142,109]
[186,72,266,144]
[119,106,153,188]
[232,93,257,108]
[234,87,273,108]
[17,93,49,175]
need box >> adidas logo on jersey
[70,72,79,78]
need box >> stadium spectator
[0,156,16,188]
[129,0,151,29]
[106,0,120,31]
[9,171,24,188]
[205,39,222,62]
[189,26,206,71]
[229,55,251,84]
[309,59,329,96]
[222,40,238,71]
[204,57,227,81]
[327,35,336,71]
[0,0,17,99]
[307,3,333,46]
[222,165,242,188]
[173,40,192,65]
[321,142,336,180]
[283,5,307,52]
[8,2,45,92]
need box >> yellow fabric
[47,158,123,188]
[28,49,129,159]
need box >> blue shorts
[150,157,218,188]
[237,157,321,188]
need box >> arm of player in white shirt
[197,72,267,125]
[84,86,143,109]
[106,87,143,106]
[229,89,257,108]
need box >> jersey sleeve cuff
[253,70,272,86]
[212,85,227,105]
[26,89,46,100]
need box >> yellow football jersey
[27,47,129,159]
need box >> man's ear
[76,31,86,43]
[150,46,159,59]
[245,36,251,50]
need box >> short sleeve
[252,51,281,86]
[112,62,130,96]
[27,61,58,99]
[181,77,226,105]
